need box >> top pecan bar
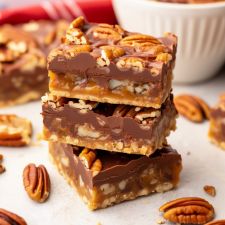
[48,17,177,108]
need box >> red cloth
[0,0,116,25]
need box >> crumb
[203,185,216,197]
[157,218,165,224]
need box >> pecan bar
[49,142,182,210]
[209,94,225,150]
[0,25,47,107]
[48,17,177,108]
[42,94,177,156]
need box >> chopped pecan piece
[97,46,125,67]
[65,45,92,57]
[91,159,102,176]
[174,94,211,123]
[66,28,89,45]
[156,53,172,63]
[204,185,216,197]
[69,16,85,29]
[159,197,214,224]
[23,163,51,203]
[0,114,32,147]
[116,57,146,72]
[0,208,27,225]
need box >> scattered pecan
[0,208,27,225]
[23,163,51,203]
[0,114,32,147]
[79,148,102,176]
[159,197,214,224]
[205,220,225,225]
[174,94,211,123]
[204,185,216,197]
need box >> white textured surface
[0,72,225,225]
[113,0,225,83]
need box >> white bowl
[112,0,225,83]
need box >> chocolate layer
[42,94,176,142]
[51,142,182,188]
[48,19,177,90]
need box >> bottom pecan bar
[209,94,225,150]
[49,142,182,210]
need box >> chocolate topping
[47,20,177,87]
[53,142,181,188]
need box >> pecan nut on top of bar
[42,93,177,156]
[0,25,47,107]
[209,94,225,150]
[47,17,177,108]
[49,142,182,210]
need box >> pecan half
[204,185,216,197]
[97,46,125,67]
[0,208,27,225]
[159,197,214,224]
[0,114,32,147]
[88,24,124,41]
[23,163,51,203]
[119,34,162,52]
[79,148,102,176]
[174,94,211,123]
[205,220,225,225]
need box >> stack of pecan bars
[42,17,182,210]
